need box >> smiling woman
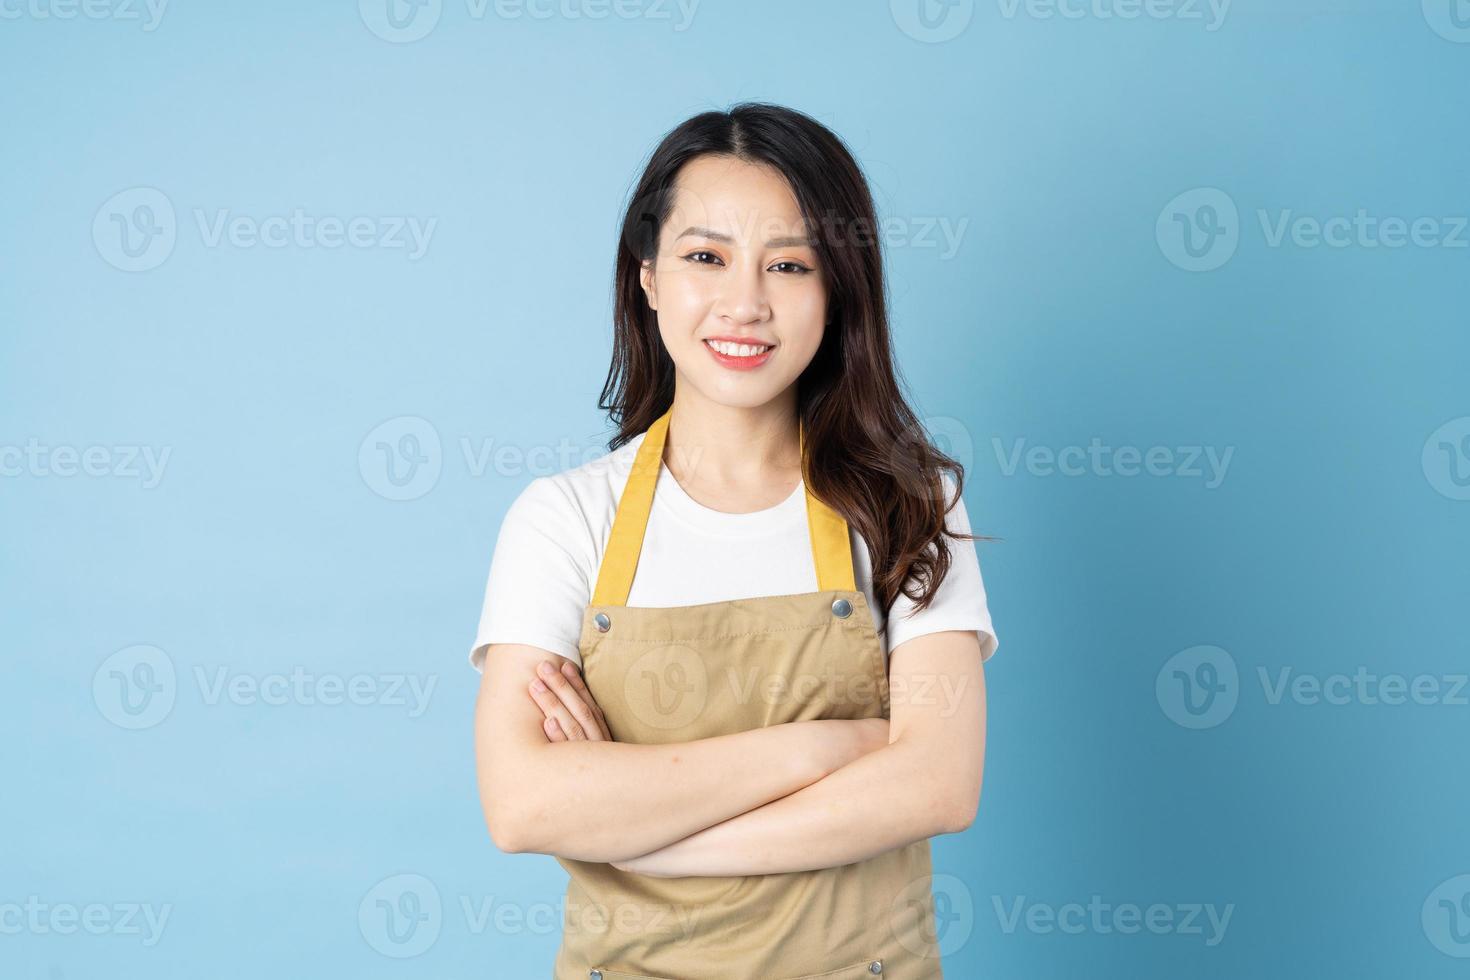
[470,101,998,980]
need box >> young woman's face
[640,154,828,410]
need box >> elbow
[489,823,526,855]
[939,785,981,835]
[485,806,529,854]
[483,792,549,854]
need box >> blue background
[3,0,1468,976]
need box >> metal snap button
[831,597,852,618]
[593,612,611,632]
[869,960,883,974]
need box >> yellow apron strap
[592,407,856,606]
[800,419,858,593]
[591,409,670,607]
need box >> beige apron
[552,407,945,980]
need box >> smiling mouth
[702,339,775,357]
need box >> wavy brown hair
[598,101,985,618]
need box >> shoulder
[501,434,643,542]
[882,467,999,661]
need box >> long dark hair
[599,101,983,617]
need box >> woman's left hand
[527,658,613,742]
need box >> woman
[471,102,999,980]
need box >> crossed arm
[472,630,987,874]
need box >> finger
[528,676,586,740]
[536,662,603,741]
[559,663,611,739]
[526,686,567,743]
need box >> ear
[639,259,658,311]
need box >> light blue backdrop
[3,0,1467,976]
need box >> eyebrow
[674,226,814,248]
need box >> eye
[770,260,813,275]
[682,250,724,266]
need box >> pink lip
[702,338,775,371]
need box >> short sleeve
[883,473,999,662]
[468,476,594,673]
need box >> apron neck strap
[591,407,857,607]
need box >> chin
[692,376,790,409]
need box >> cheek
[654,269,714,318]
[780,284,828,351]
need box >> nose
[716,261,770,323]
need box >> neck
[663,389,801,490]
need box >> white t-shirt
[469,431,999,673]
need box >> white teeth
[705,339,772,357]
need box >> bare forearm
[618,739,962,877]
[492,720,846,862]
